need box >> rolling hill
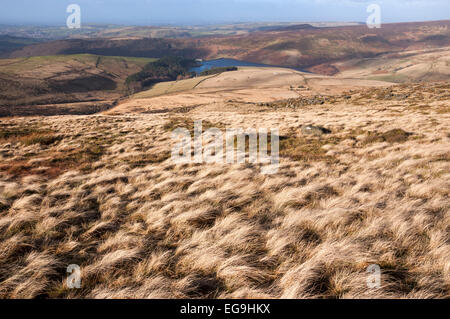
[6,20,450,73]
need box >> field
[0,71,448,298]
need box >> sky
[0,0,449,26]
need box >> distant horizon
[1,18,449,29]
[1,0,449,26]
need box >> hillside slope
[336,47,450,82]
[0,82,448,298]
[0,54,155,116]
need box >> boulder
[301,125,332,136]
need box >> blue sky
[0,0,449,26]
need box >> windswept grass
[363,129,412,145]
[0,82,448,299]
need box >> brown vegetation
[0,54,153,115]
[0,81,448,298]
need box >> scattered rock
[267,96,332,109]
[301,125,332,136]
[394,94,409,100]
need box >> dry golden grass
[0,82,448,299]
[133,75,218,99]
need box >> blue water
[190,58,273,74]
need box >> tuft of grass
[0,128,32,140]
[363,129,412,145]
[0,126,60,146]
[0,140,107,178]
[280,131,341,163]
[435,105,450,114]
[19,133,62,146]
[163,117,224,137]
[122,152,171,168]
